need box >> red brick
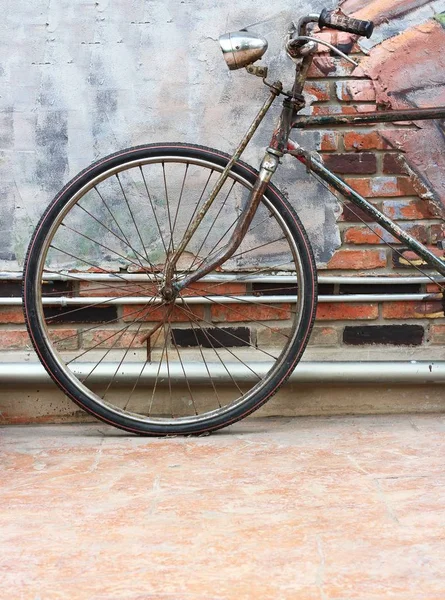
[211,304,291,323]
[336,80,376,102]
[426,284,442,293]
[382,153,406,174]
[343,131,388,151]
[316,303,378,321]
[382,199,433,220]
[256,325,291,347]
[308,326,338,346]
[393,247,444,269]
[80,281,248,299]
[122,303,205,323]
[0,307,25,324]
[312,104,377,116]
[0,327,77,350]
[344,176,417,198]
[0,330,30,349]
[327,249,386,270]
[383,301,444,319]
[339,201,379,223]
[82,328,164,350]
[320,132,338,151]
[183,282,247,297]
[50,329,79,351]
[304,81,331,101]
[0,328,77,351]
[430,223,445,244]
[344,224,427,245]
[323,153,376,174]
[429,324,445,344]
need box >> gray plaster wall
[0,0,340,271]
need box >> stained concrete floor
[1,415,445,599]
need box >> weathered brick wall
[299,48,445,349]
[0,38,444,356]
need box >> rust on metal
[164,85,281,290]
[176,174,272,290]
[292,106,445,128]
[287,147,445,277]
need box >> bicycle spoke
[189,282,296,296]
[26,148,313,435]
[199,207,274,271]
[50,302,162,346]
[229,236,287,262]
[163,319,174,418]
[123,324,165,412]
[101,320,147,400]
[80,296,163,385]
[185,287,294,335]
[175,169,215,278]
[171,164,189,240]
[59,222,149,275]
[139,166,169,256]
[176,303,268,376]
[186,317,222,408]
[65,299,161,367]
[94,185,155,271]
[41,281,147,297]
[75,202,152,273]
[187,180,236,274]
[178,299,244,395]
[46,246,149,288]
[42,267,152,296]
[44,288,155,324]
[115,172,151,266]
[148,325,169,417]
[162,162,175,254]
[169,315,199,415]
[82,328,134,382]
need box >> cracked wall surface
[0,0,341,271]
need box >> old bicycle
[23,9,445,435]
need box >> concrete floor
[1,415,445,599]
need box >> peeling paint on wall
[341,0,445,216]
[1,0,340,270]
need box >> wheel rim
[29,153,310,429]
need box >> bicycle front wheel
[23,143,317,435]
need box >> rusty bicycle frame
[163,16,445,301]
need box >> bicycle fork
[161,85,284,299]
[172,151,280,290]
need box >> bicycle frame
[290,106,445,278]
[171,38,445,295]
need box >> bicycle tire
[23,143,317,435]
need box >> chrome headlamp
[218,31,268,70]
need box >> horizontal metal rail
[1,361,444,384]
[1,272,444,285]
[0,293,441,306]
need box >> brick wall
[300,48,445,349]
[1,49,444,356]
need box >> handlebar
[318,8,374,39]
[286,8,374,62]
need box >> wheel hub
[160,284,177,302]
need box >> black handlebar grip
[318,8,374,39]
